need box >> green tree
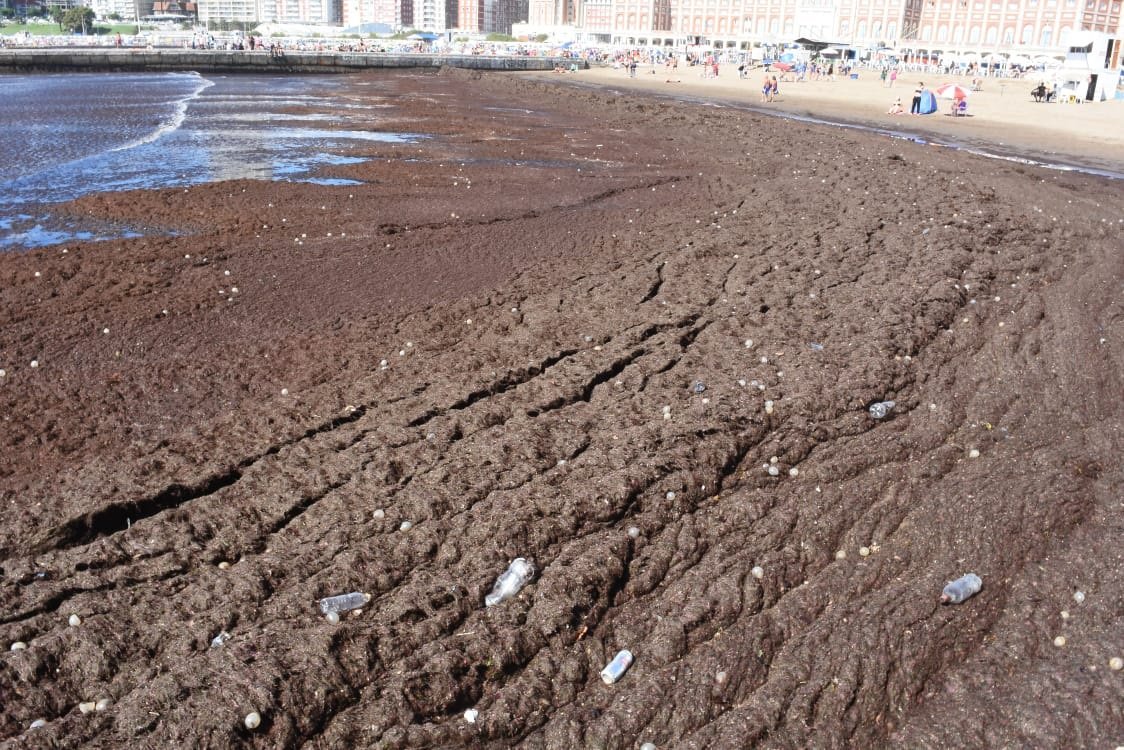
[62,6,95,33]
[485,33,514,42]
[50,6,65,29]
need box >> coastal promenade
[0,48,585,74]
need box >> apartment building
[339,0,399,27]
[259,0,340,22]
[592,0,1120,54]
[195,0,258,22]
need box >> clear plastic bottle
[940,573,982,604]
[484,558,535,607]
[318,591,371,615]
[600,649,634,684]
[868,400,896,419]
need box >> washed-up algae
[1,68,1121,748]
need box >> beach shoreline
[531,64,1124,176]
[1,68,1121,747]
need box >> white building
[1055,30,1123,100]
[413,0,447,31]
[88,0,145,19]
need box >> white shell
[244,711,261,730]
[463,708,479,724]
[79,702,97,714]
[326,611,340,625]
[29,719,46,729]
[68,614,82,627]
[10,641,27,651]
[751,566,764,579]
[95,699,111,711]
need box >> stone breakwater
[0,48,585,74]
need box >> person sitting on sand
[887,97,904,114]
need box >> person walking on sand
[761,75,772,102]
[889,68,898,87]
[910,82,925,114]
[770,75,779,100]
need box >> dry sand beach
[561,63,1124,175]
[1,67,1122,747]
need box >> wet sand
[1,68,1122,747]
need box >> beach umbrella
[1007,54,1032,67]
[770,61,794,71]
[934,82,971,99]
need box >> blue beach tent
[919,90,938,114]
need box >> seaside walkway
[0,48,586,74]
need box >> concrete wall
[0,49,587,73]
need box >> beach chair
[953,99,968,117]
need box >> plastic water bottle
[484,558,535,607]
[600,649,634,684]
[868,400,896,419]
[318,591,371,615]
[940,573,982,604]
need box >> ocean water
[0,72,415,250]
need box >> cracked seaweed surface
[1,69,1122,748]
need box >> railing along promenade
[0,48,587,73]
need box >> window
[1040,26,1051,44]
[887,21,897,38]
[857,19,867,39]
[988,26,999,43]
[1021,23,1033,42]
[840,19,851,34]
[937,24,948,40]
[770,17,779,32]
[922,23,932,39]
[953,25,964,42]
